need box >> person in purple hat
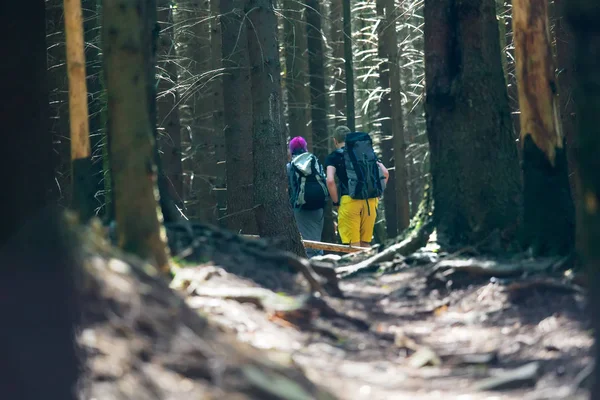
[286,136,329,257]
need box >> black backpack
[290,152,328,210]
[343,132,386,200]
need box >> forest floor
[79,222,593,400]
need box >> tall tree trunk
[210,0,227,226]
[103,0,170,272]
[157,1,184,208]
[83,0,106,218]
[306,0,335,243]
[64,0,95,222]
[329,0,347,126]
[424,0,522,246]
[554,0,581,252]
[0,0,56,245]
[512,0,574,255]
[220,0,258,234]
[283,0,311,147]
[386,0,410,232]
[562,2,600,397]
[247,0,306,257]
[377,0,398,237]
[47,0,72,208]
[174,0,219,223]
[342,0,356,131]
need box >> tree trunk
[0,0,56,245]
[83,0,106,219]
[554,0,581,253]
[342,0,356,131]
[47,0,72,208]
[424,0,522,247]
[376,0,398,237]
[220,0,258,234]
[562,2,600,397]
[247,0,306,257]
[210,0,228,226]
[173,0,219,223]
[64,0,95,222]
[386,0,410,232]
[157,1,184,208]
[512,0,574,255]
[306,0,335,243]
[103,0,170,272]
[283,0,311,147]
[329,0,347,126]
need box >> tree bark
[329,0,347,126]
[554,0,581,253]
[512,0,574,255]
[562,2,600,397]
[83,0,106,219]
[283,0,312,147]
[157,1,184,208]
[220,0,258,234]
[376,0,398,237]
[386,0,410,232]
[424,0,522,247]
[247,0,306,257]
[103,0,170,272]
[342,0,356,131]
[210,0,228,225]
[0,0,56,245]
[306,0,335,243]
[64,0,96,222]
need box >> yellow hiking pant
[338,195,379,244]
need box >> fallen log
[243,235,364,254]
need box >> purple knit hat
[289,136,308,154]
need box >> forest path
[181,257,593,399]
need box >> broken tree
[512,0,575,255]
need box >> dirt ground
[78,223,593,399]
[180,262,592,400]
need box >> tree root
[336,220,435,279]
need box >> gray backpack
[290,152,329,210]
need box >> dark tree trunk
[210,0,228,226]
[554,0,581,252]
[376,0,398,237]
[512,0,574,256]
[562,2,600,397]
[342,0,356,131]
[247,0,306,257]
[329,0,347,126]
[157,1,184,209]
[503,0,521,140]
[424,0,522,247]
[306,0,335,243]
[103,0,170,271]
[220,0,258,234]
[0,0,56,245]
[283,0,312,146]
[47,0,72,208]
[83,0,106,218]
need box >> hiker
[325,126,389,248]
[286,136,329,257]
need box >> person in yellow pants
[325,126,389,248]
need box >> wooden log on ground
[242,235,365,254]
